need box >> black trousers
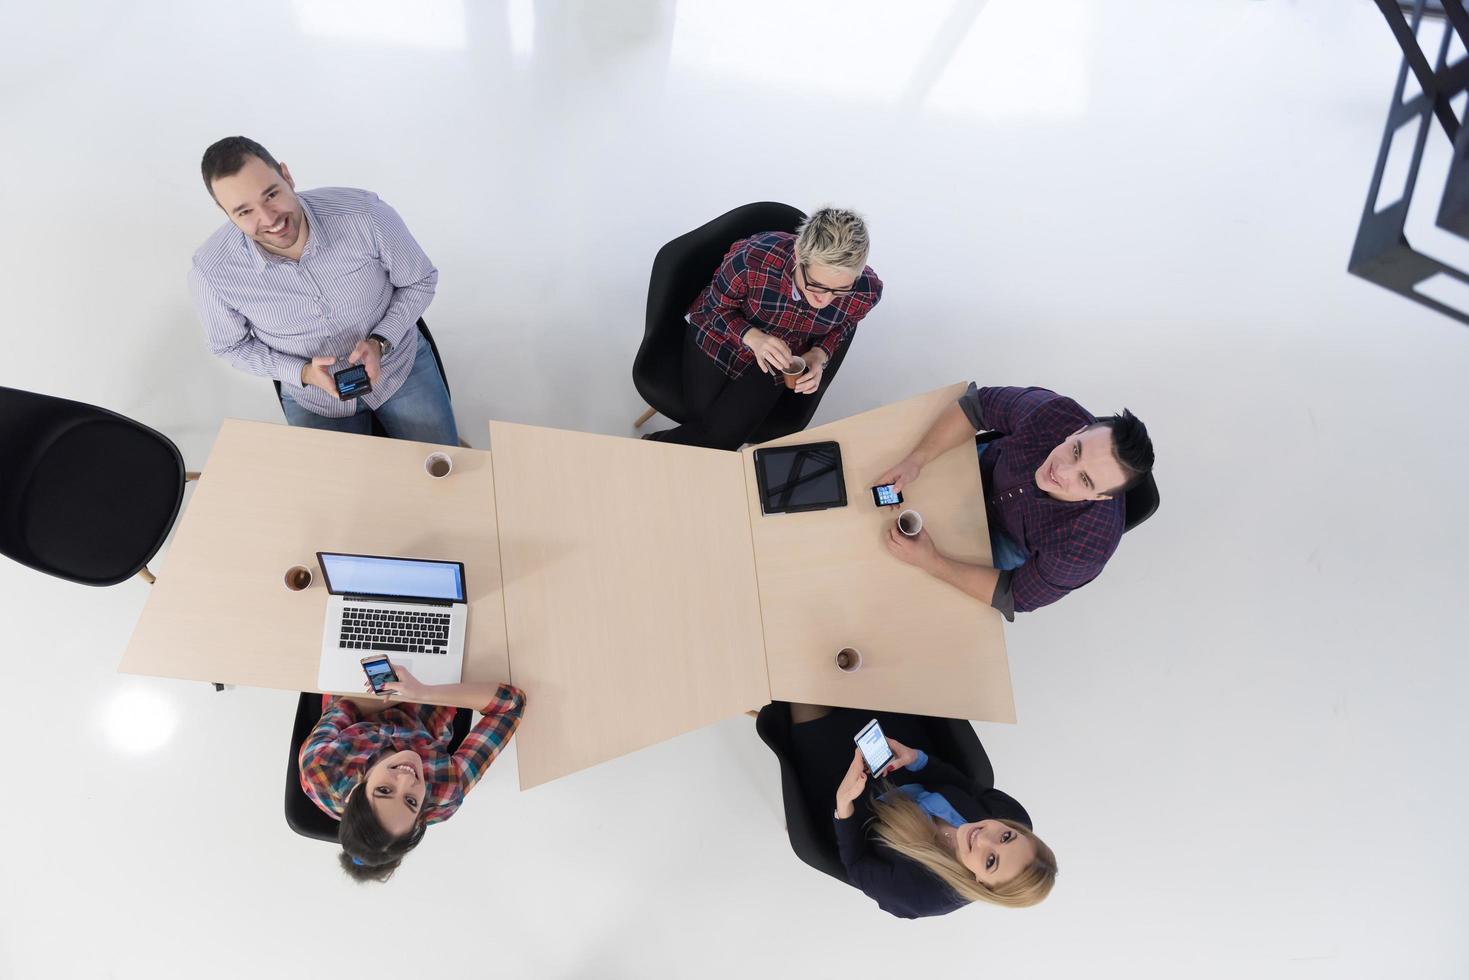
[655,330,827,450]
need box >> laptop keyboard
[339,607,452,655]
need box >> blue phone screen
[874,484,900,506]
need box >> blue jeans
[281,332,460,446]
[977,440,1028,571]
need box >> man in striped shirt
[189,136,458,445]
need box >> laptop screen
[317,553,466,602]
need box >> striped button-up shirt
[958,385,1125,615]
[188,187,437,418]
[298,684,526,824]
[688,232,883,379]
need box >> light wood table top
[119,420,510,706]
[742,384,1014,723]
[488,421,770,790]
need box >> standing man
[189,136,458,445]
[876,385,1155,619]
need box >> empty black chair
[974,430,1159,533]
[284,691,473,842]
[0,386,187,586]
[271,318,452,438]
[635,202,848,444]
[755,702,1007,884]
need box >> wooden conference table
[121,384,1011,789]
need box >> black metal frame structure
[1349,0,1469,325]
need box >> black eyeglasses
[798,263,859,297]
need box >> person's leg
[653,331,786,450]
[280,390,374,435]
[371,332,460,446]
[791,703,834,725]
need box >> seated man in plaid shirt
[877,385,1154,619]
[644,207,883,450]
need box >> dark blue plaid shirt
[959,385,1125,615]
[688,232,882,379]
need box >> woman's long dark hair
[337,766,428,883]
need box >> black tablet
[752,441,847,515]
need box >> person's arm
[448,683,526,793]
[884,525,1003,610]
[366,196,437,354]
[874,402,977,493]
[189,264,309,388]
[297,697,366,815]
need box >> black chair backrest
[634,203,806,420]
[284,692,473,843]
[0,386,184,586]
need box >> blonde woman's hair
[794,207,871,275]
[868,786,1057,909]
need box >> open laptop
[315,552,468,693]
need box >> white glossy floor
[3,1,1467,977]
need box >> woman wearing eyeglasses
[643,207,883,450]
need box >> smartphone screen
[854,718,896,777]
[335,364,372,398]
[871,484,903,507]
[361,656,399,693]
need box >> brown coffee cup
[781,356,807,390]
[284,565,313,591]
[836,647,862,672]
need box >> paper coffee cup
[836,648,862,672]
[284,565,313,591]
[897,509,923,537]
[781,356,807,390]
[424,452,453,478]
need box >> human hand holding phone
[874,455,922,495]
[885,737,920,773]
[300,355,344,398]
[377,663,431,702]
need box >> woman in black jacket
[790,705,1057,918]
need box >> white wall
[2,1,1466,978]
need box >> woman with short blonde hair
[645,205,883,450]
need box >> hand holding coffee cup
[885,520,938,572]
[780,355,808,390]
[897,509,923,536]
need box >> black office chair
[271,318,453,439]
[634,202,847,445]
[284,691,474,842]
[0,386,193,586]
[754,702,1006,884]
[974,430,1160,533]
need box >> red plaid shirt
[958,385,1125,615]
[298,683,525,823]
[688,232,883,379]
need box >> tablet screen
[753,442,847,514]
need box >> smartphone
[334,363,373,399]
[854,718,896,777]
[870,483,904,507]
[360,655,399,694]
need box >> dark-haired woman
[298,665,525,882]
[785,704,1057,918]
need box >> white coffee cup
[897,509,923,536]
[284,565,313,591]
[424,452,453,478]
[836,647,862,672]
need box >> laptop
[315,552,468,693]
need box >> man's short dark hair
[200,136,281,198]
[1090,409,1154,496]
